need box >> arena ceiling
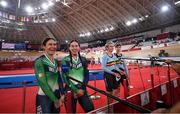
[0,0,180,44]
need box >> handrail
[68,76,152,113]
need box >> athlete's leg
[71,93,78,113]
[113,86,120,98]
[120,75,130,96]
[78,93,94,112]
[104,72,114,104]
[36,94,52,113]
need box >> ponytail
[78,52,85,67]
[69,51,73,69]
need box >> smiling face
[115,45,121,53]
[69,41,80,56]
[107,43,114,53]
[43,39,57,56]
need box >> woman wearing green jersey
[61,40,94,113]
[34,38,64,113]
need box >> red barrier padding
[113,78,180,113]
[65,91,72,113]
[0,61,34,70]
[123,79,128,99]
[151,74,154,88]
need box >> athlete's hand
[60,95,65,107]
[73,93,78,99]
[114,72,121,78]
[54,100,60,109]
[165,59,173,64]
[151,108,167,113]
[120,71,125,75]
[77,89,84,97]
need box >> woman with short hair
[34,38,65,113]
[102,41,122,104]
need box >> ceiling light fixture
[25,6,34,13]
[132,18,138,23]
[48,1,54,6]
[86,32,91,36]
[45,19,48,22]
[175,1,180,5]
[126,21,132,26]
[52,18,56,22]
[161,5,169,12]
[109,26,114,30]
[105,28,109,32]
[0,0,7,7]
[79,32,91,37]
[100,29,104,33]
[145,15,149,18]
[139,17,144,21]
[41,3,49,10]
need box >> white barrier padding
[161,84,167,96]
[173,79,178,88]
[140,91,150,106]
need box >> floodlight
[41,3,49,10]
[0,1,7,7]
[132,18,138,23]
[161,5,169,12]
[126,21,132,26]
[25,6,34,13]
[52,18,56,22]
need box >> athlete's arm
[58,72,65,95]
[61,58,78,93]
[81,57,89,91]
[56,60,65,95]
[58,72,65,106]
[34,59,58,102]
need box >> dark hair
[68,39,80,47]
[68,40,84,68]
[115,42,121,47]
[42,38,56,46]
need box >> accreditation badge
[38,73,44,78]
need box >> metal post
[90,72,101,100]
[151,74,154,88]
[22,81,26,113]
[167,64,173,106]
[123,79,128,99]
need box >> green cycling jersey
[61,55,89,93]
[34,54,63,102]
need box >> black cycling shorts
[103,71,120,92]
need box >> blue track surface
[0,70,104,88]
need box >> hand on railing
[60,95,65,107]
[54,100,60,109]
[114,72,121,78]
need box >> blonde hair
[105,41,114,50]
